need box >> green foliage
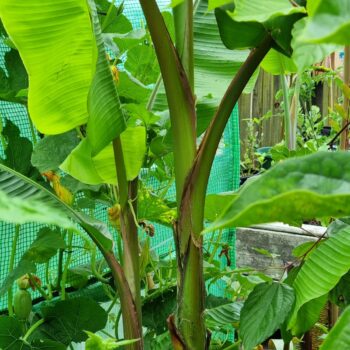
[0,227,65,295]
[204,301,242,330]
[289,294,327,336]
[36,297,107,345]
[291,18,341,72]
[289,225,350,331]
[330,271,350,309]
[239,282,295,350]
[0,316,66,349]
[261,49,297,75]
[205,152,350,232]
[232,0,305,23]
[0,49,28,104]
[142,288,176,334]
[61,125,146,184]
[301,0,350,45]
[1,120,34,176]
[319,306,350,350]
[0,0,94,134]
[31,131,80,173]
[215,1,304,56]
[0,163,114,251]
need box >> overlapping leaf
[0,163,113,250]
[319,306,350,350]
[61,126,146,184]
[300,0,350,45]
[289,225,350,331]
[240,282,295,350]
[204,152,350,233]
[0,0,95,134]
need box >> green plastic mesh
[0,1,239,311]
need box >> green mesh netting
[0,1,240,311]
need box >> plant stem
[208,230,223,264]
[22,318,45,341]
[289,76,300,150]
[61,232,73,300]
[185,35,273,215]
[174,35,273,349]
[8,224,20,316]
[45,262,52,299]
[112,138,142,349]
[173,0,194,91]
[139,0,196,205]
[280,75,292,148]
[103,250,142,349]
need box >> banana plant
[2,0,350,349]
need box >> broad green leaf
[330,271,350,308]
[31,339,66,350]
[0,316,29,349]
[86,0,126,155]
[0,163,114,251]
[306,0,321,16]
[113,29,146,56]
[0,0,95,134]
[153,0,259,115]
[289,294,327,336]
[138,187,176,226]
[289,225,350,330]
[118,71,152,104]
[205,192,238,222]
[0,180,76,231]
[319,306,350,350]
[291,241,320,259]
[205,302,242,329]
[144,332,172,350]
[240,282,295,350]
[208,0,233,10]
[2,120,33,175]
[125,45,159,86]
[31,131,80,173]
[23,227,66,264]
[170,0,185,7]
[265,13,305,56]
[216,8,303,56]
[232,0,305,23]
[204,152,350,233]
[261,49,297,75]
[0,49,28,104]
[300,0,350,45]
[38,297,107,345]
[142,288,176,334]
[61,126,146,184]
[292,18,341,72]
[0,259,36,296]
[194,0,258,100]
[215,8,267,50]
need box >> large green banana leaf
[204,152,350,233]
[0,163,114,251]
[61,126,146,184]
[0,0,95,134]
[0,0,126,156]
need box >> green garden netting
[0,0,240,311]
